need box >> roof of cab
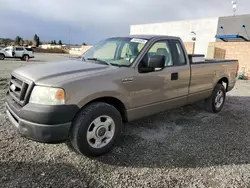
[109,35,180,40]
[130,35,180,40]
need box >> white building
[130,14,250,56]
[39,44,62,49]
[130,17,219,55]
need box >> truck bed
[189,54,239,101]
[188,54,238,64]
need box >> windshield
[82,37,148,67]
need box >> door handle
[171,72,178,80]
[122,77,134,83]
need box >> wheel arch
[22,54,30,58]
[0,53,5,57]
[217,77,229,91]
[77,96,128,122]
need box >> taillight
[236,64,239,77]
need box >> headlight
[29,86,65,105]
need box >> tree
[54,40,57,45]
[20,39,24,46]
[15,36,22,45]
[58,40,62,45]
[82,42,87,46]
[37,36,40,46]
[34,34,38,41]
[51,40,54,44]
[2,39,10,46]
[33,34,38,46]
[33,34,40,47]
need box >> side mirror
[138,55,165,73]
[148,55,165,69]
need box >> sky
[0,0,249,45]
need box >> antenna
[68,26,71,58]
[232,0,237,16]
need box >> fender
[77,90,129,109]
[64,80,130,110]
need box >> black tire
[0,54,5,60]
[69,102,123,157]
[22,54,29,61]
[205,83,226,113]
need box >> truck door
[4,47,13,57]
[130,39,190,112]
[14,47,24,57]
[130,40,171,109]
[167,39,190,99]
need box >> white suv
[0,46,35,61]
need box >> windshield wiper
[85,58,129,67]
[86,58,111,66]
[109,63,129,67]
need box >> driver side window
[139,41,173,70]
[147,41,173,67]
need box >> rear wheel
[69,102,123,157]
[0,54,5,60]
[205,83,226,113]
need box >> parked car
[0,46,34,61]
[6,35,239,157]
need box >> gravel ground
[0,53,74,78]
[0,55,250,187]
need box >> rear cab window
[169,40,187,66]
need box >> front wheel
[205,83,226,113]
[22,55,29,61]
[69,102,123,157]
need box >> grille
[9,75,30,106]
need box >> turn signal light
[55,89,65,101]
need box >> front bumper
[6,94,79,143]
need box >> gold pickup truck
[6,35,239,157]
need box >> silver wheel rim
[87,115,115,149]
[215,90,224,109]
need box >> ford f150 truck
[6,35,239,157]
[0,46,34,61]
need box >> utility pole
[191,31,196,54]
[68,26,71,58]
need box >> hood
[13,59,118,86]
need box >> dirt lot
[0,53,74,78]
[0,54,250,187]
